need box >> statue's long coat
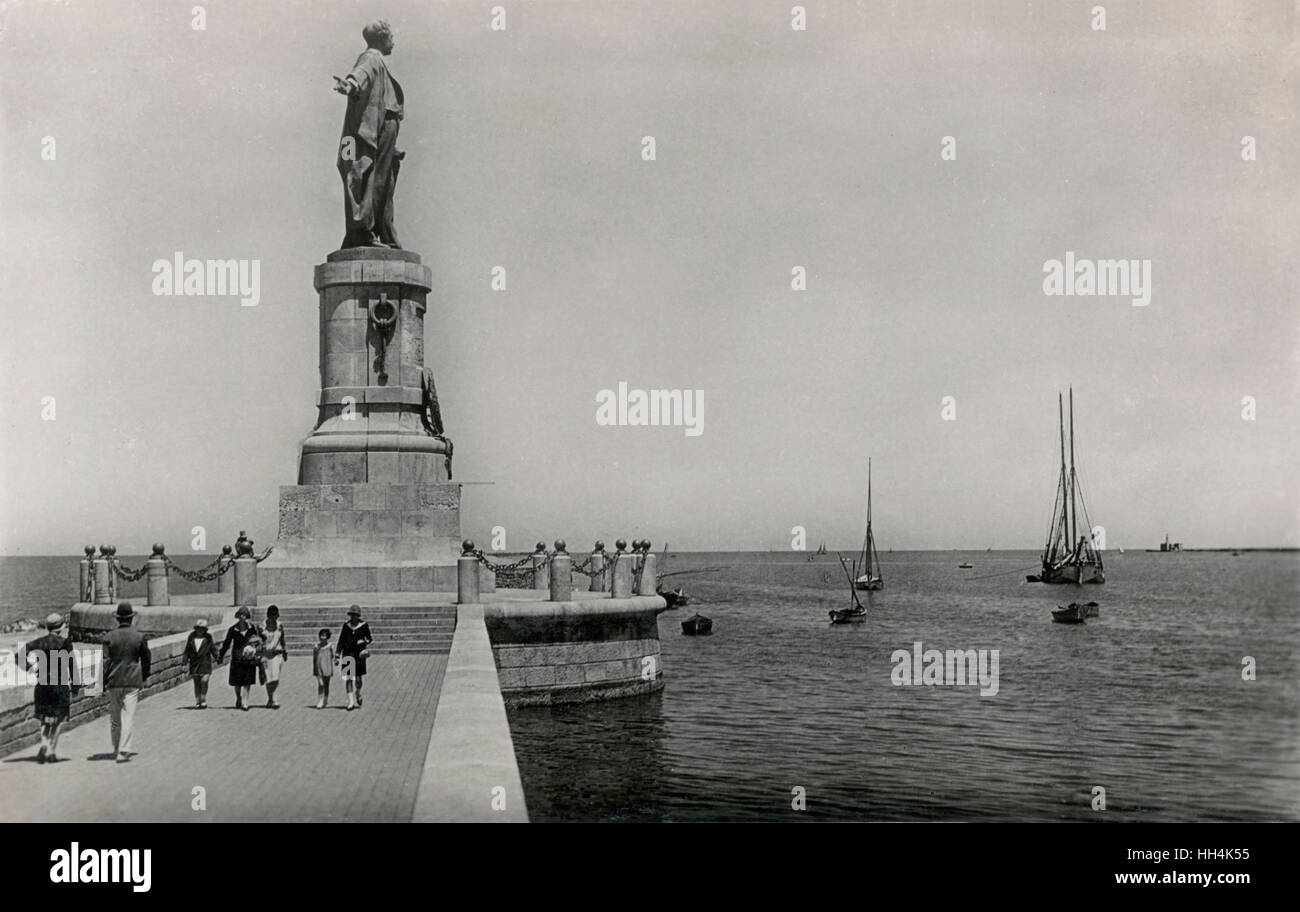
[338,48,404,246]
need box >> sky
[1,0,1297,555]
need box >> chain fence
[467,548,623,590]
[163,554,230,584]
[106,546,273,586]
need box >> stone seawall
[413,604,528,822]
[483,595,668,706]
[0,613,235,757]
[68,603,230,640]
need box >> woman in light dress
[260,604,288,709]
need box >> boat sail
[854,458,884,590]
[830,552,868,623]
[1030,389,1105,585]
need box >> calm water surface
[507,550,1300,822]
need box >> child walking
[182,618,216,708]
[313,628,336,709]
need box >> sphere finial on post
[147,543,170,606]
[588,541,607,592]
[532,543,550,591]
[232,539,258,608]
[457,539,480,604]
[92,547,112,605]
[549,544,572,602]
[79,547,95,603]
[218,544,235,595]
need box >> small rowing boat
[681,613,712,635]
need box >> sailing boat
[830,552,868,623]
[655,543,691,608]
[854,458,884,590]
[1028,389,1105,585]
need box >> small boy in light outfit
[313,628,336,708]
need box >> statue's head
[363,19,395,55]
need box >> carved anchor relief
[367,292,398,383]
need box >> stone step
[362,646,452,654]
[273,608,456,617]
[277,618,456,627]
[278,626,452,631]
[280,620,453,628]
[282,626,454,631]
[284,636,452,644]
[286,634,454,645]
[270,604,456,658]
[289,644,452,657]
[280,618,456,628]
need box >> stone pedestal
[261,248,492,595]
[298,248,450,485]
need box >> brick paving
[0,654,446,822]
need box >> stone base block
[68,603,230,637]
[257,562,495,595]
[277,482,461,549]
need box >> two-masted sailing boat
[854,458,884,590]
[1027,388,1105,585]
[830,553,868,623]
[829,459,883,623]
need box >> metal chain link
[469,550,536,573]
[163,554,230,584]
[111,561,150,583]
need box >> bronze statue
[333,20,405,248]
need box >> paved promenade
[0,654,446,822]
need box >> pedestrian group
[23,601,374,764]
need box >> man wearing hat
[23,613,81,763]
[103,602,151,761]
[182,618,217,709]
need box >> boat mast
[1069,387,1078,554]
[1056,393,1067,562]
[865,458,874,576]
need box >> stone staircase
[272,604,457,656]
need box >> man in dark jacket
[103,602,150,762]
[24,613,81,763]
[182,618,216,709]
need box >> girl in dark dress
[338,605,372,711]
[182,619,217,708]
[217,606,262,710]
